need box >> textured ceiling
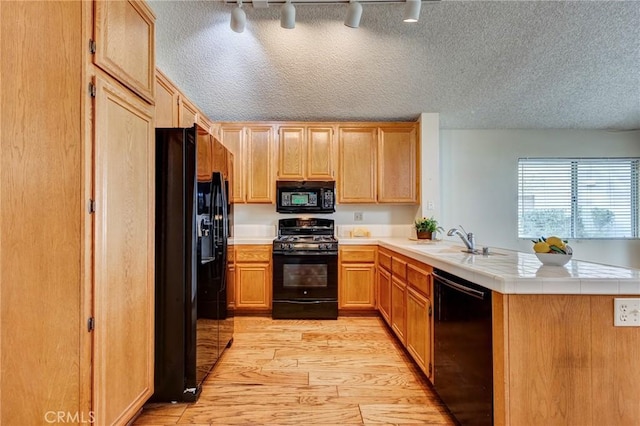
[150,0,640,129]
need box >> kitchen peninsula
[344,238,640,426]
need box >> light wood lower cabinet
[377,248,433,379]
[235,245,272,311]
[406,286,432,379]
[227,247,236,310]
[339,246,377,311]
[390,276,407,344]
[377,267,392,324]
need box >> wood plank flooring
[133,316,455,425]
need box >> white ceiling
[150,0,640,129]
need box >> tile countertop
[340,237,640,295]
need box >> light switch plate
[614,298,640,327]
[354,212,363,221]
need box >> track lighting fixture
[280,0,296,29]
[344,1,363,28]
[228,0,428,32]
[230,0,246,33]
[403,0,421,22]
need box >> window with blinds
[518,158,639,239]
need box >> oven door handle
[279,300,330,305]
[433,271,486,300]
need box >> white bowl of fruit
[533,236,572,266]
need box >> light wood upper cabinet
[220,126,245,203]
[338,127,377,203]
[179,96,198,127]
[197,128,213,182]
[307,127,334,180]
[197,114,213,134]
[93,72,155,426]
[212,137,229,179]
[94,0,155,103]
[278,127,305,179]
[245,126,275,203]
[278,125,334,180]
[154,69,179,127]
[378,127,418,203]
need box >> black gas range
[272,218,338,319]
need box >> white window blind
[518,158,639,239]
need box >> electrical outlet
[354,212,363,221]
[614,298,640,327]
[427,201,434,210]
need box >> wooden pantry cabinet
[277,125,335,180]
[234,245,272,311]
[338,246,377,311]
[1,1,155,424]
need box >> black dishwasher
[433,269,493,426]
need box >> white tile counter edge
[339,237,640,295]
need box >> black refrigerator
[153,126,234,402]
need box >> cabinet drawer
[407,263,431,297]
[340,246,376,263]
[236,245,271,262]
[392,257,407,280]
[378,250,392,271]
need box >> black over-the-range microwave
[276,181,336,214]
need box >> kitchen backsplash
[233,223,415,239]
[336,224,413,238]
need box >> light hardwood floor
[134,316,455,425]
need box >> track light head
[403,0,421,23]
[344,1,363,28]
[230,1,246,33]
[280,1,296,29]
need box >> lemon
[546,236,565,249]
[533,241,551,253]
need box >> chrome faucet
[447,226,475,252]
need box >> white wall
[440,129,640,268]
